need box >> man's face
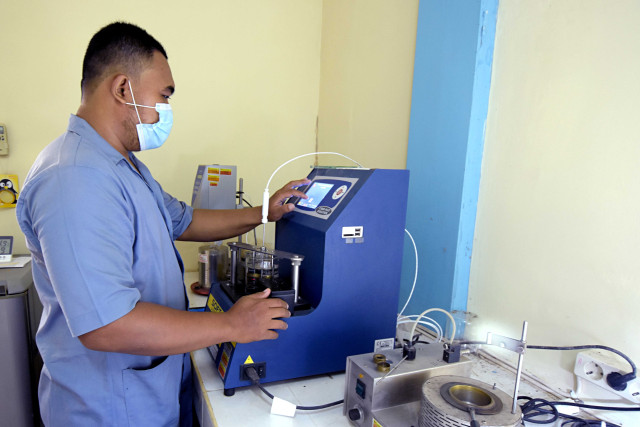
[124,50,175,151]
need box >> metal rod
[378,356,408,383]
[468,408,480,427]
[512,320,528,414]
[230,247,238,285]
[291,256,302,302]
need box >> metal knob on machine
[348,407,362,421]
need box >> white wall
[318,0,418,169]
[0,0,323,270]
[4,0,636,404]
[0,1,417,272]
[470,0,640,389]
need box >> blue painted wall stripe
[400,0,498,322]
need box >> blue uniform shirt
[17,115,194,426]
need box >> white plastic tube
[397,229,418,317]
[409,308,456,345]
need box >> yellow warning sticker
[207,294,224,313]
[244,355,254,364]
[373,419,382,427]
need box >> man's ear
[111,74,130,105]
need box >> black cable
[246,367,344,411]
[296,398,345,411]
[544,400,640,412]
[402,338,431,345]
[518,396,626,426]
[527,344,636,378]
[458,341,637,390]
[242,198,253,208]
[518,396,559,424]
[561,421,620,427]
[527,344,637,391]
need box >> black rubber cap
[606,371,630,391]
[348,408,361,421]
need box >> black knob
[348,408,361,421]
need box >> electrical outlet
[574,350,640,404]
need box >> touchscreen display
[297,182,333,210]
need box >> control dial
[348,407,362,421]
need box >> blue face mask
[126,81,173,150]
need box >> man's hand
[225,288,292,343]
[267,178,310,222]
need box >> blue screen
[297,182,333,210]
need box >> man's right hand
[77,289,291,356]
[225,288,291,343]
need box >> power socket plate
[574,350,640,404]
[240,362,267,382]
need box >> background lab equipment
[205,167,410,394]
[0,260,43,427]
[343,344,522,427]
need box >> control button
[355,378,366,398]
[348,408,361,421]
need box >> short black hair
[81,22,168,94]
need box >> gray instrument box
[344,343,472,427]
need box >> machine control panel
[294,176,359,219]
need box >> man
[16,22,308,426]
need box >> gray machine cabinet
[0,261,42,427]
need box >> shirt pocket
[122,354,182,427]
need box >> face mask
[126,81,173,150]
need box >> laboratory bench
[184,272,571,427]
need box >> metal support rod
[230,247,238,285]
[291,256,302,302]
[377,356,408,383]
[511,321,528,414]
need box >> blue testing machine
[205,167,409,394]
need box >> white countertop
[191,346,570,427]
[184,272,594,427]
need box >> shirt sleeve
[21,165,140,337]
[158,182,194,240]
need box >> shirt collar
[67,114,131,166]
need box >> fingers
[262,330,279,340]
[246,289,289,310]
[226,293,291,343]
[260,319,288,341]
[248,288,270,299]
[271,306,292,320]
[287,178,311,189]
[272,178,311,201]
[262,177,311,222]
[271,187,307,203]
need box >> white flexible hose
[398,228,418,317]
[409,308,457,345]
